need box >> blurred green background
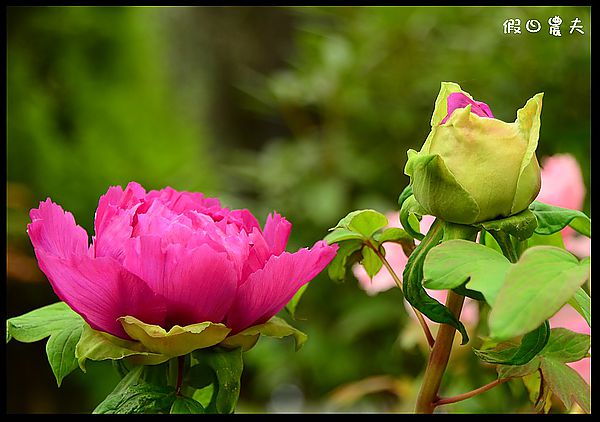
[6,6,590,413]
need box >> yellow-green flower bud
[405,82,543,225]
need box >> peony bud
[405,82,543,225]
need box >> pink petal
[229,209,262,234]
[35,251,166,338]
[226,240,338,333]
[263,212,292,256]
[28,199,89,259]
[93,183,146,261]
[537,154,586,211]
[123,236,238,328]
[440,92,494,124]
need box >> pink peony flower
[352,212,478,326]
[27,182,338,340]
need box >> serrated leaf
[473,321,549,366]
[475,208,538,240]
[360,246,383,279]
[539,358,591,413]
[423,239,511,306]
[326,240,363,283]
[331,209,388,238]
[192,347,243,414]
[402,219,469,344]
[529,201,591,238]
[489,246,590,341]
[567,288,591,328]
[170,396,205,414]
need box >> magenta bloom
[440,92,494,124]
[27,182,338,340]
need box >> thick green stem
[414,221,478,414]
[415,290,465,413]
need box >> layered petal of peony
[123,236,239,328]
[35,252,167,339]
[263,212,292,256]
[93,182,146,261]
[226,240,338,333]
[29,199,89,260]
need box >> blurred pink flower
[27,182,338,338]
[537,153,590,385]
[352,212,478,326]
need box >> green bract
[405,82,544,224]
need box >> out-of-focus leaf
[326,240,363,283]
[170,396,205,414]
[567,288,591,328]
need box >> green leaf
[529,201,591,238]
[326,240,363,283]
[323,228,364,244]
[192,347,243,414]
[539,358,591,413]
[94,382,176,414]
[397,184,413,210]
[488,246,590,341]
[6,302,85,386]
[402,219,469,344]
[474,208,538,240]
[473,321,550,365]
[220,316,307,352]
[331,209,388,238]
[6,302,83,344]
[46,324,84,386]
[360,246,383,279]
[526,231,565,249]
[423,239,511,306]
[76,324,169,370]
[373,227,413,245]
[497,356,541,379]
[285,283,309,320]
[399,194,427,240]
[567,288,591,328]
[170,396,205,414]
[538,328,590,363]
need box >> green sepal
[399,194,427,240]
[474,208,538,241]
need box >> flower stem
[176,355,185,396]
[433,378,509,407]
[489,230,519,263]
[368,242,435,348]
[414,290,465,413]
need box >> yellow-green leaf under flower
[119,316,231,357]
[220,316,307,352]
